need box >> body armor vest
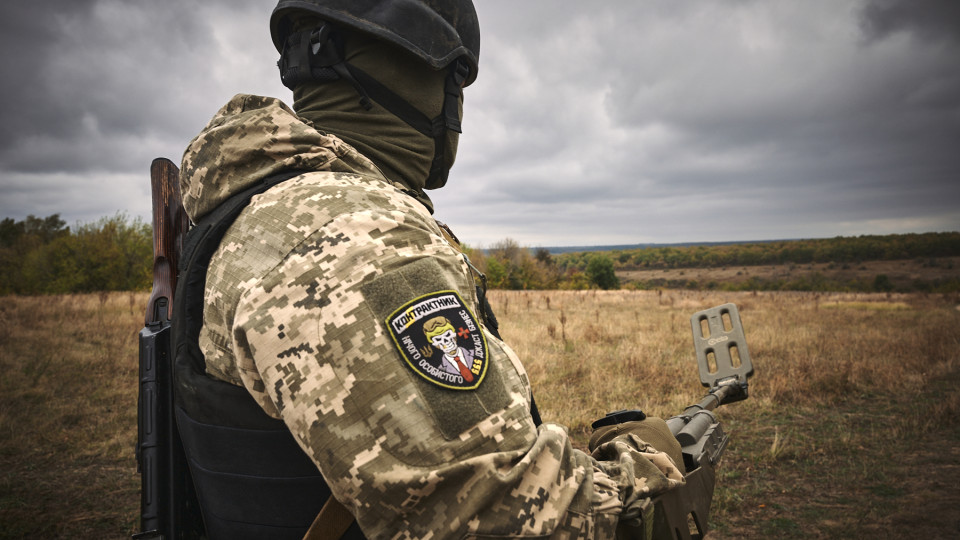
[171,170,366,539]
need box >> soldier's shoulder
[263,171,428,219]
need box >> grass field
[1,289,958,538]
[617,256,960,291]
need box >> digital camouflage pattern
[181,94,684,539]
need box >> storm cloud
[1,0,957,246]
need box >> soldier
[178,1,686,538]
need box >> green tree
[534,247,553,266]
[485,258,507,289]
[873,274,894,292]
[586,254,619,290]
[0,214,70,294]
[2,213,151,295]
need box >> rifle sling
[303,497,355,540]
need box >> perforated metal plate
[690,303,754,389]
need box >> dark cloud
[0,0,286,224]
[437,1,960,244]
[1,1,958,244]
[1,2,207,150]
[1,2,96,145]
[860,0,960,43]
[0,0,279,175]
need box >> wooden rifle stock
[145,158,188,325]
[136,158,198,539]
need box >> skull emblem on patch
[385,291,488,390]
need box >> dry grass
[0,292,144,538]
[618,256,960,290]
[492,289,960,538]
[1,290,958,538]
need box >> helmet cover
[271,0,480,86]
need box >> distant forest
[553,232,960,271]
[550,232,960,293]
[1,213,958,295]
[469,232,960,293]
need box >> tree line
[554,232,960,271]
[472,233,960,292]
[2,213,957,295]
[0,214,622,296]
[0,214,152,295]
[462,239,620,291]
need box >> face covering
[291,25,463,211]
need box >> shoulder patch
[385,291,488,390]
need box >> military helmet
[270,0,480,86]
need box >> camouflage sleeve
[223,173,683,538]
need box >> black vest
[171,171,365,539]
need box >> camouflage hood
[180,94,384,222]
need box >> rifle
[654,303,755,540]
[135,158,198,539]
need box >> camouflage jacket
[180,94,683,539]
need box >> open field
[496,289,960,538]
[617,256,960,291]
[1,290,959,538]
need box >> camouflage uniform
[180,93,684,539]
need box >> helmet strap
[279,25,373,109]
[278,25,467,188]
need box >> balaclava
[291,19,462,213]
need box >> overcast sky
[1,0,957,247]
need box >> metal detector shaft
[668,383,740,436]
[649,304,758,540]
[666,303,755,465]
